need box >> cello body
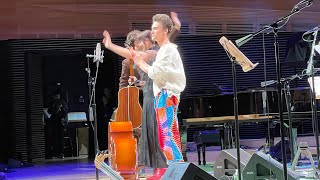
[115,86,142,128]
[107,58,142,179]
[108,121,136,179]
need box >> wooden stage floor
[3,139,320,180]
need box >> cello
[107,58,142,179]
[115,57,142,128]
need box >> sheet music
[67,112,87,122]
[315,45,320,54]
[219,36,258,72]
[308,76,320,98]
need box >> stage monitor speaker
[213,148,251,178]
[162,162,217,180]
[242,151,300,180]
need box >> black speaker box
[243,151,300,180]
[162,162,217,180]
[213,148,251,178]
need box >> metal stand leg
[292,128,298,160]
[202,144,206,165]
[291,142,317,173]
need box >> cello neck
[129,59,134,77]
[128,58,134,121]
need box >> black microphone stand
[280,74,303,162]
[262,74,302,162]
[235,2,312,179]
[272,25,289,180]
[283,81,294,161]
[85,53,102,180]
[222,47,242,180]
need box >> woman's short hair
[138,30,153,42]
[124,30,141,48]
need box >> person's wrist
[108,42,114,49]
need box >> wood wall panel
[0,1,319,39]
[0,1,17,38]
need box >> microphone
[94,43,101,62]
[94,43,104,63]
[235,34,253,47]
[86,43,104,63]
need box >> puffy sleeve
[147,46,175,80]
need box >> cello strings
[127,87,130,121]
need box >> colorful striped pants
[154,89,183,164]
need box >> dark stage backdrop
[5,32,314,163]
[42,52,89,111]
[178,32,309,98]
[6,38,121,163]
[0,41,9,163]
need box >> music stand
[219,37,259,72]
[234,1,313,178]
[219,36,258,180]
[308,76,320,99]
[315,45,320,55]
